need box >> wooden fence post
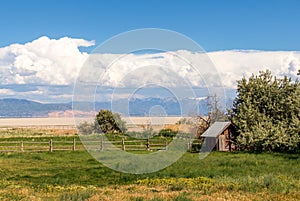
[49,139,53,152]
[146,138,150,151]
[20,141,24,152]
[99,135,103,151]
[187,136,192,152]
[72,138,76,151]
[122,138,125,151]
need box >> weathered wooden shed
[201,121,234,151]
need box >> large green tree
[95,109,127,134]
[230,70,300,152]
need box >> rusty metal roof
[201,122,231,138]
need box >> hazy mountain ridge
[0,97,233,117]
[0,99,71,117]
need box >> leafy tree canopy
[95,109,127,134]
[230,70,300,152]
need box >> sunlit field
[0,125,299,200]
[0,117,182,127]
[0,137,299,200]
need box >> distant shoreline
[0,117,183,127]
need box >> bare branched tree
[193,94,227,138]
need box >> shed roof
[201,122,231,138]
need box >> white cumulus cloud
[208,50,300,88]
[1,36,300,102]
[0,36,95,85]
[78,50,300,89]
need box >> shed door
[218,134,226,151]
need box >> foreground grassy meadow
[0,128,299,200]
[0,148,299,200]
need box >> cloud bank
[0,36,94,85]
[208,50,300,88]
[0,36,299,102]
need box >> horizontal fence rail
[0,139,82,152]
[0,125,77,130]
[0,137,202,153]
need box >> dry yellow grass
[0,127,77,138]
[0,184,298,201]
[0,117,182,127]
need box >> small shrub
[190,140,203,153]
[159,129,177,138]
[127,129,157,139]
[77,121,98,135]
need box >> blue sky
[1,0,300,51]
[1,0,300,103]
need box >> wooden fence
[0,137,202,153]
[0,138,166,152]
[0,138,80,152]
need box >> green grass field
[0,129,299,200]
[0,145,299,200]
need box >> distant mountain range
[0,99,71,117]
[0,97,234,118]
